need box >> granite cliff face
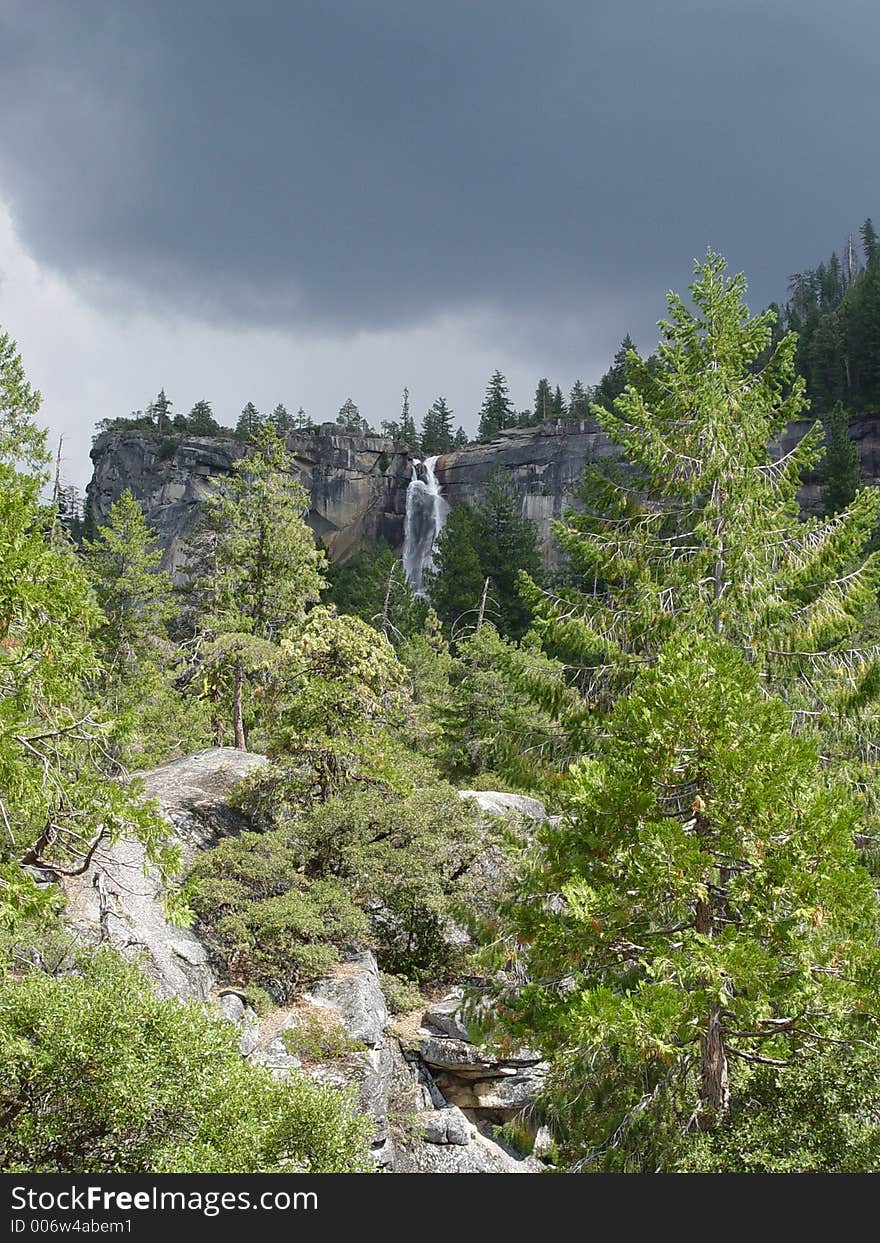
[86,418,609,573]
[87,424,412,576]
[87,414,880,573]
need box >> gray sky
[0,0,878,490]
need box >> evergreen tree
[497,256,880,1161]
[80,490,201,766]
[0,328,178,928]
[489,633,880,1165]
[336,397,366,434]
[324,540,427,642]
[861,217,879,269]
[420,397,454,454]
[84,491,176,686]
[269,403,293,436]
[185,424,327,750]
[568,379,591,419]
[400,386,417,445]
[552,384,566,417]
[235,402,262,441]
[471,466,541,640]
[453,425,469,448]
[424,506,486,633]
[821,401,861,515]
[152,388,173,434]
[477,370,514,440]
[188,399,219,436]
[525,252,880,700]
[594,334,636,410]
[533,378,553,423]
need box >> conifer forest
[5,223,880,1178]
[3,2,880,1204]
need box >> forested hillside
[4,238,880,1174]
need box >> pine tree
[336,398,365,434]
[188,399,219,436]
[471,466,541,640]
[821,401,860,515]
[525,252,880,701]
[84,491,176,686]
[400,386,417,445]
[861,217,879,270]
[185,424,327,750]
[420,397,454,454]
[533,378,553,423]
[270,403,293,436]
[82,491,200,764]
[498,257,880,1157]
[477,370,514,440]
[568,379,591,419]
[0,328,178,928]
[235,402,262,441]
[453,426,469,448]
[153,388,173,434]
[424,506,486,633]
[594,335,636,410]
[552,384,566,417]
[490,632,880,1165]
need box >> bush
[380,972,426,1016]
[281,1013,365,1064]
[0,951,372,1172]
[188,773,488,990]
[186,834,369,1001]
[679,1042,880,1173]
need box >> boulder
[419,1106,472,1146]
[419,1036,543,1075]
[423,990,471,1042]
[306,951,389,1048]
[61,747,266,999]
[216,990,260,1057]
[393,1128,543,1174]
[136,747,268,855]
[458,790,547,821]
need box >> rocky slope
[58,748,549,1173]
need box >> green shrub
[188,774,488,991]
[380,972,426,1015]
[679,1043,880,1172]
[0,950,372,1172]
[281,1012,366,1064]
[186,836,369,1001]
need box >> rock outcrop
[86,419,608,575]
[88,413,880,577]
[87,425,411,577]
[59,748,548,1173]
[62,747,266,999]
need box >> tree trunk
[700,1002,730,1124]
[233,656,247,751]
[695,890,730,1126]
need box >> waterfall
[402,455,449,597]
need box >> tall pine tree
[477,370,514,440]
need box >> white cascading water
[402,455,449,597]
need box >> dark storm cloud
[1,0,878,340]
